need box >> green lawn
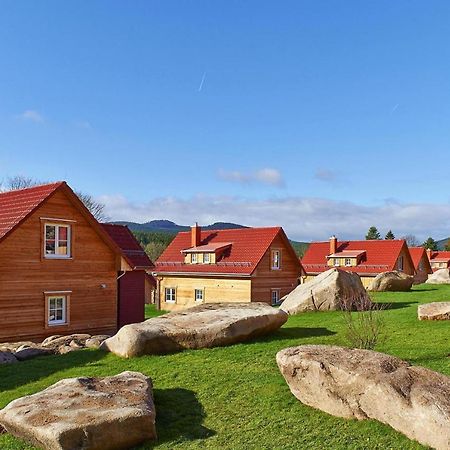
[1,285,449,449]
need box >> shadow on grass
[372,301,418,310]
[147,388,215,447]
[251,326,336,344]
[0,349,106,393]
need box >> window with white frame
[194,289,204,302]
[334,258,340,267]
[271,289,280,305]
[345,258,351,266]
[47,295,67,325]
[191,253,198,263]
[397,255,404,271]
[271,250,281,270]
[45,224,71,258]
[165,288,176,303]
[203,253,210,264]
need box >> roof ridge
[0,181,65,196]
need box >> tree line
[364,226,448,250]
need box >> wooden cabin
[409,247,433,283]
[0,182,123,342]
[101,224,155,327]
[301,236,415,288]
[153,224,304,311]
[426,250,450,272]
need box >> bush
[340,295,387,350]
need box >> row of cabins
[0,181,445,341]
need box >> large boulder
[418,302,450,320]
[14,347,53,361]
[367,271,414,292]
[426,268,450,285]
[280,268,369,314]
[101,302,288,358]
[277,345,450,450]
[0,371,156,450]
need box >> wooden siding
[158,275,251,311]
[0,190,118,342]
[250,233,302,304]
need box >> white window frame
[271,289,280,306]
[334,258,340,267]
[203,253,210,264]
[44,223,71,259]
[47,295,67,326]
[271,250,281,270]
[345,258,351,267]
[397,255,404,271]
[194,288,204,302]
[191,253,198,264]
[165,287,176,303]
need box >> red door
[118,271,145,328]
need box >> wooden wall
[158,275,251,311]
[0,190,118,342]
[250,233,302,304]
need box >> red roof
[0,182,65,242]
[302,239,410,275]
[101,224,154,270]
[156,226,301,275]
[429,251,450,262]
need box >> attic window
[271,250,281,270]
[44,224,71,258]
[191,253,198,264]
[203,253,210,264]
[345,258,351,266]
[397,255,404,271]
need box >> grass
[1,285,449,449]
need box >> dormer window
[203,253,210,264]
[191,253,198,264]
[345,258,351,266]
[271,250,281,270]
[334,258,340,267]
[44,224,71,258]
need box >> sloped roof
[429,251,450,262]
[102,223,154,270]
[409,247,432,272]
[302,239,409,275]
[0,182,65,242]
[156,226,302,275]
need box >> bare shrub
[340,295,387,350]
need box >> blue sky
[1,1,450,240]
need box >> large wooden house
[154,224,304,311]
[301,236,415,288]
[0,182,125,342]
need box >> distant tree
[422,237,438,251]
[401,234,420,247]
[365,226,381,240]
[385,230,395,240]
[444,240,450,251]
[1,175,107,222]
[75,191,108,222]
[144,242,168,262]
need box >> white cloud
[99,194,450,242]
[16,110,44,123]
[218,168,284,187]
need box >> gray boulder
[426,269,450,285]
[418,302,450,320]
[367,271,414,292]
[277,345,450,450]
[0,371,156,450]
[85,335,110,349]
[280,268,369,314]
[101,302,288,358]
[14,347,53,361]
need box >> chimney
[427,248,432,260]
[329,235,337,255]
[191,222,201,247]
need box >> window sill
[44,256,73,260]
[47,322,68,327]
